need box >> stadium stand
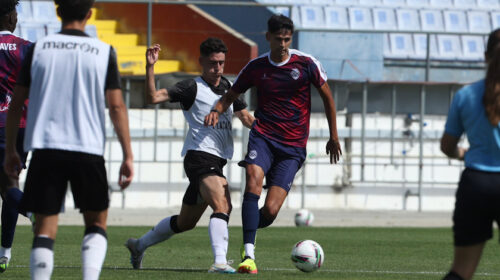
[15,0,180,75]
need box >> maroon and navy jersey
[232,49,327,148]
[0,31,32,128]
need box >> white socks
[30,235,54,280]
[81,232,107,280]
[209,213,229,265]
[0,247,11,259]
[137,216,176,252]
[244,243,255,260]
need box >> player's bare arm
[107,89,134,188]
[317,82,342,164]
[235,109,255,129]
[145,44,169,104]
[204,88,241,127]
[440,133,466,160]
[3,85,29,180]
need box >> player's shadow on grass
[104,266,206,273]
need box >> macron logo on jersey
[0,43,16,51]
[42,41,99,55]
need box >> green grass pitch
[3,225,500,279]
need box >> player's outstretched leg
[207,213,235,274]
[126,215,180,269]
[0,188,26,272]
[238,192,260,274]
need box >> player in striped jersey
[0,0,33,272]
[205,14,342,274]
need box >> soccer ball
[294,209,314,227]
[291,240,324,272]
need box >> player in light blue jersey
[441,28,500,280]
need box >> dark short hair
[268,14,294,34]
[55,0,94,22]
[0,0,19,18]
[200,37,228,57]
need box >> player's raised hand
[118,158,134,189]
[204,110,220,128]
[3,151,21,180]
[146,44,161,66]
[326,138,342,164]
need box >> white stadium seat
[491,12,500,29]
[443,11,467,32]
[324,7,349,29]
[45,22,60,35]
[31,1,58,23]
[477,0,500,9]
[374,8,397,30]
[396,9,420,31]
[359,0,382,5]
[17,0,33,21]
[19,22,46,42]
[407,0,430,7]
[430,0,453,7]
[412,34,439,59]
[437,35,461,60]
[335,0,360,5]
[300,6,325,28]
[461,35,485,61]
[382,0,406,6]
[454,0,478,8]
[420,10,444,32]
[467,11,491,33]
[348,7,373,29]
[85,25,98,38]
[387,33,414,59]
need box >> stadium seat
[300,6,325,28]
[429,0,453,7]
[437,35,461,60]
[17,0,33,21]
[324,7,349,29]
[310,0,335,5]
[85,25,98,38]
[348,7,373,29]
[335,0,360,5]
[443,11,467,32]
[382,0,406,6]
[491,12,500,29]
[396,9,420,31]
[45,22,60,35]
[387,33,414,59]
[477,0,500,8]
[31,1,58,23]
[461,35,485,61]
[420,10,444,32]
[407,0,430,7]
[412,34,439,59]
[454,0,478,8]
[272,6,291,17]
[13,24,21,37]
[467,11,491,33]
[19,22,46,42]
[374,8,397,30]
[359,0,382,5]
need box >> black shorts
[20,149,109,215]
[453,168,500,246]
[182,150,226,205]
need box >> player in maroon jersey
[205,14,341,274]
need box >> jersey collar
[0,31,13,35]
[267,50,292,67]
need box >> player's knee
[262,205,279,221]
[174,215,196,232]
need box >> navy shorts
[0,128,28,168]
[242,129,306,192]
[183,150,227,205]
[453,168,500,246]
